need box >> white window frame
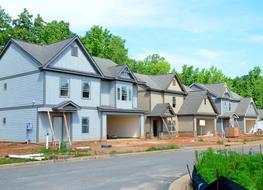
[82,81,90,99]
[60,78,70,98]
[128,88,132,101]
[81,117,89,133]
[121,86,128,101]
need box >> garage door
[107,115,141,138]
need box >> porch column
[101,112,107,140]
[214,118,217,136]
[140,114,145,138]
[193,116,197,136]
[243,118,246,133]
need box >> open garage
[245,119,257,133]
[107,115,141,138]
[196,118,216,136]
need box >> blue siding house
[190,83,258,135]
[0,36,145,143]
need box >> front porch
[38,101,81,146]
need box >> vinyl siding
[150,91,163,111]
[138,86,150,111]
[45,71,100,107]
[101,80,111,106]
[0,73,44,108]
[133,85,138,108]
[0,108,37,142]
[0,43,38,78]
[167,78,183,92]
[163,93,184,113]
[71,109,101,141]
[197,99,215,113]
[48,42,97,74]
[246,102,257,116]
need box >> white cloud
[247,35,263,43]
[196,49,220,59]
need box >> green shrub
[194,138,205,142]
[216,140,224,145]
[146,144,179,151]
[195,149,263,190]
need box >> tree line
[0,7,262,108]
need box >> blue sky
[1,0,263,77]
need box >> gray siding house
[190,83,258,135]
[0,36,145,143]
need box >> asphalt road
[0,145,261,190]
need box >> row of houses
[0,36,259,143]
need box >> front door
[153,120,158,137]
[53,117,63,142]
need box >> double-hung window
[128,88,132,101]
[82,82,90,99]
[117,87,121,100]
[60,79,69,97]
[81,117,89,133]
[3,83,7,91]
[121,86,127,101]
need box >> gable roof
[148,103,176,117]
[190,82,241,100]
[235,97,258,117]
[178,91,218,116]
[183,85,193,92]
[1,36,104,76]
[135,73,187,94]
[52,101,81,112]
[92,56,138,82]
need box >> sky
[1,0,263,77]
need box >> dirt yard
[0,134,262,157]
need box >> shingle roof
[11,37,75,65]
[178,91,217,115]
[192,83,241,100]
[135,73,186,94]
[148,103,176,117]
[235,97,258,117]
[183,85,192,92]
[92,57,126,78]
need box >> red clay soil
[0,134,262,157]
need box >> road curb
[0,142,261,169]
[168,174,192,190]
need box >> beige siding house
[177,91,218,136]
[136,73,219,137]
[136,73,187,137]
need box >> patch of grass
[195,148,262,190]
[194,138,205,142]
[216,140,224,145]
[242,137,261,143]
[0,158,35,165]
[145,144,179,151]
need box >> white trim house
[0,36,145,143]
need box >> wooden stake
[63,112,72,146]
[47,111,56,143]
[186,164,192,181]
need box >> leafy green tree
[0,6,12,48]
[81,25,128,64]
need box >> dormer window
[71,46,78,57]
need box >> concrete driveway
[0,146,260,190]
